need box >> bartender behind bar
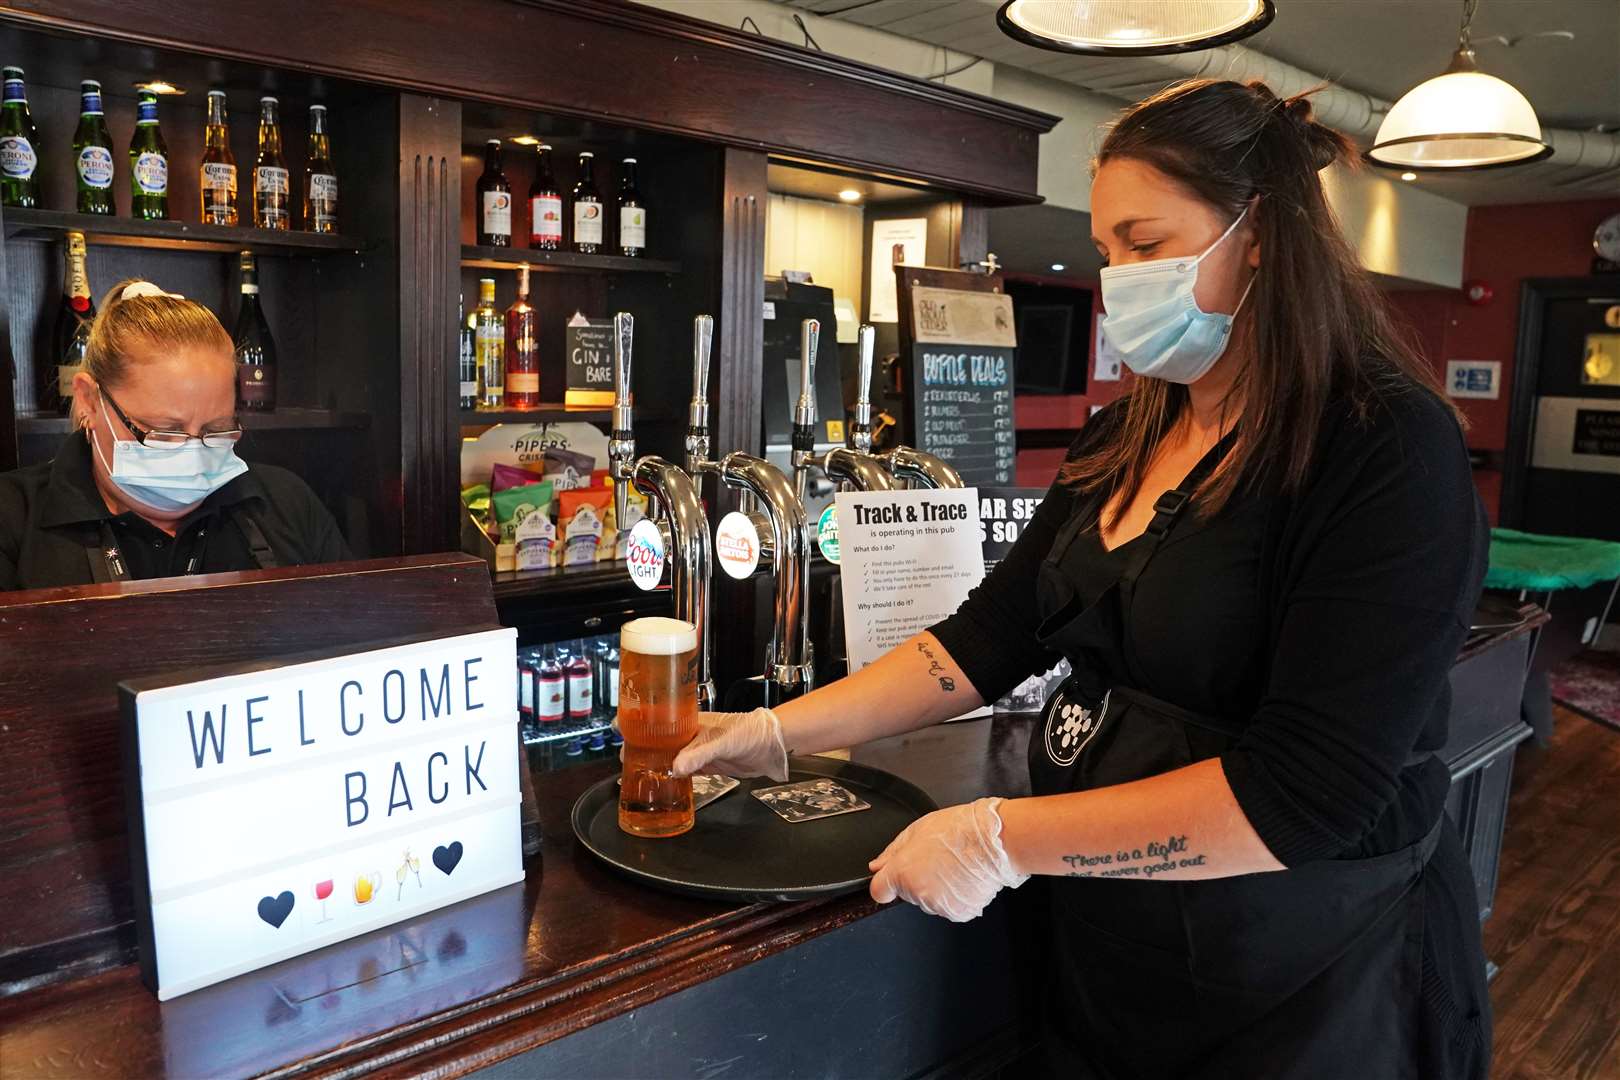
[0,280,350,590]
[676,81,1492,1079]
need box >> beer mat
[571,755,937,903]
[693,773,741,810]
[751,779,871,822]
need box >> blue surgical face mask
[1099,206,1256,385]
[91,399,249,515]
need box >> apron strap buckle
[1146,490,1189,536]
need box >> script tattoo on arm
[914,640,957,693]
[1060,834,1208,879]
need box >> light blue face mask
[1099,206,1256,385]
[92,399,248,514]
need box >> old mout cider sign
[121,628,523,999]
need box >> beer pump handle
[851,323,875,453]
[794,318,819,433]
[688,315,713,464]
[610,311,635,526]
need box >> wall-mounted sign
[977,488,1046,566]
[121,628,522,1000]
[868,217,928,323]
[565,314,616,407]
[1445,359,1501,400]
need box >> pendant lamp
[996,0,1273,56]
[1369,0,1551,170]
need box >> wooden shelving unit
[1,208,367,256]
[460,244,679,275]
[490,558,641,601]
[15,407,372,436]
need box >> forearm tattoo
[1060,834,1207,879]
[915,640,957,693]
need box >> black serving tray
[571,755,937,903]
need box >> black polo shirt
[0,434,353,591]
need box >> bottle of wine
[45,232,94,415]
[233,251,277,411]
[474,276,504,409]
[505,264,539,409]
[200,89,238,226]
[72,81,114,216]
[304,104,337,234]
[565,640,593,720]
[476,139,511,247]
[537,646,566,725]
[529,143,563,250]
[617,157,646,258]
[571,151,603,254]
[252,96,290,230]
[458,292,477,410]
[129,89,169,220]
[0,66,39,209]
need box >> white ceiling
[778,0,1620,206]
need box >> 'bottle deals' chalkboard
[904,284,1018,487]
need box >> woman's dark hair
[1060,79,1455,520]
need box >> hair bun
[1275,89,1351,172]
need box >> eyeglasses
[100,387,243,449]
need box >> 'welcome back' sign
[120,627,523,1000]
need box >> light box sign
[120,627,523,1001]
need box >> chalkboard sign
[912,344,1017,486]
[565,315,615,407]
[898,280,1018,487]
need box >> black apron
[1026,441,1477,1079]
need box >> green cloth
[1486,527,1620,591]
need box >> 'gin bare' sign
[120,627,522,1000]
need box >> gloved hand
[671,707,790,782]
[868,797,1028,923]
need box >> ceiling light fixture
[1368,0,1551,171]
[1401,172,1418,181]
[134,80,184,95]
[996,0,1273,56]
[838,188,862,202]
[1051,263,1066,271]
[509,135,541,147]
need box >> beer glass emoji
[314,878,334,923]
[353,870,381,906]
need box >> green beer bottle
[0,66,41,208]
[129,89,169,220]
[73,80,114,215]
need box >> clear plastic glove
[868,797,1028,923]
[671,707,790,782]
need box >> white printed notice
[835,487,988,720]
[120,627,523,1000]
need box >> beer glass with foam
[617,617,700,837]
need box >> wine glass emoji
[395,848,423,900]
[314,879,334,923]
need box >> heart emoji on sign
[258,890,295,929]
[432,842,463,876]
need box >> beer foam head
[620,616,697,656]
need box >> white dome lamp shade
[1369,0,1551,170]
[996,0,1274,56]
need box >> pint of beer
[617,617,700,837]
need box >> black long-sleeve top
[930,380,1488,866]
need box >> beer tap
[791,320,896,495]
[880,444,965,489]
[608,312,717,709]
[685,315,815,700]
[790,318,821,504]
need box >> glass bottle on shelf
[458,292,477,410]
[476,139,511,247]
[617,157,645,258]
[44,232,94,415]
[529,143,563,250]
[72,80,114,216]
[129,89,169,220]
[474,276,504,409]
[199,89,238,226]
[504,263,539,409]
[517,648,537,733]
[233,251,277,411]
[252,96,290,229]
[0,66,39,209]
[571,151,603,254]
[304,104,337,234]
[566,640,593,720]
[537,646,566,725]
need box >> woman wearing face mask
[0,279,351,591]
[673,81,1490,1079]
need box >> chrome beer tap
[608,311,717,709]
[686,315,815,699]
[880,444,965,489]
[791,320,896,495]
